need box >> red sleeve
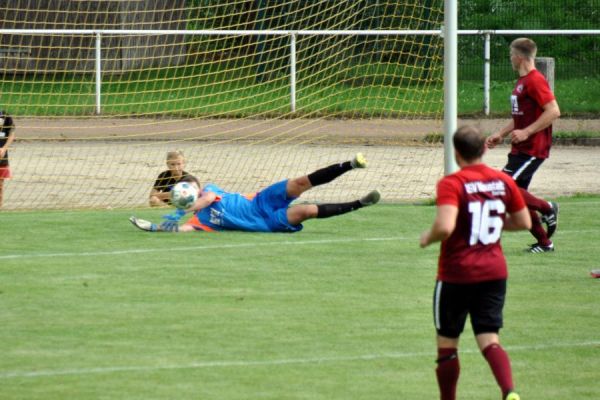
[528,71,555,107]
[505,177,527,212]
[436,176,461,207]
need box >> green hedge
[185,1,599,80]
[459,0,600,79]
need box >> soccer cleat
[359,190,381,206]
[351,152,367,169]
[129,216,157,232]
[541,201,559,239]
[528,242,554,253]
[590,269,600,279]
[505,392,520,400]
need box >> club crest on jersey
[516,84,524,93]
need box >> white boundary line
[2,228,598,261]
[1,340,598,379]
[0,236,409,260]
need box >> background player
[486,37,560,253]
[149,150,190,207]
[420,126,531,400]
[0,111,15,209]
[131,153,380,233]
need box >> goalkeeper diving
[130,153,380,233]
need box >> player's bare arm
[486,120,514,149]
[511,100,560,144]
[420,204,458,248]
[149,188,170,201]
[187,190,217,212]
[503,207,532,231]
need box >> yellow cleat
[351,152,367,168]
[359,190,381,206]
[505,392,520,400]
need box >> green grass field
[1,199,599,399]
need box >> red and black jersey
[436,164,526,284]
[0,115,14,167]
[510,69,556,159]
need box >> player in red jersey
[0,111,15,208]
[486,37,561,253]
[421,125,531,400]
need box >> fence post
[535,57,555,92]
[95,32,102,115]
[483,32,491,115]
[290,32,297,113]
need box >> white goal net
[0,1,445,210]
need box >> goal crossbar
[1,29,599,36]
[1,29,441,36]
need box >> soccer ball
[170,182,198,209]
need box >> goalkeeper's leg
[286,190,380,225]
[286,153,367,198]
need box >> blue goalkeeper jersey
[192,181,302,233]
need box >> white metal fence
[1,28,598,116]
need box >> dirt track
[14,117,600,142]
[4,118,600,210]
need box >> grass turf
[1,198,599,399]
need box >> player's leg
[525,207,554,252]
[0,166,10,208]
[286,153,367,198]
[286,190,381,225]
[517,190,556,252]
[433,281,469,400]
[471,280,519,400]
[436,335,460,400]
[502,154,557,250]
[476,334,519,400]
[516,187,558,244]
[286,204,318,225]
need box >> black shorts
[502,152,545,189]
[433,279,506,338]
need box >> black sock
[307,161,353,187]
[317,201,362,218]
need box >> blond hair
[511,38,537,60]
[166,150,184,161]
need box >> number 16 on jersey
[468,200,505,245]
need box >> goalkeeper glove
[158,208,187,232]
[162,207,186,222]
[159,220,179,232]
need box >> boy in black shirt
[149,150,190,207]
